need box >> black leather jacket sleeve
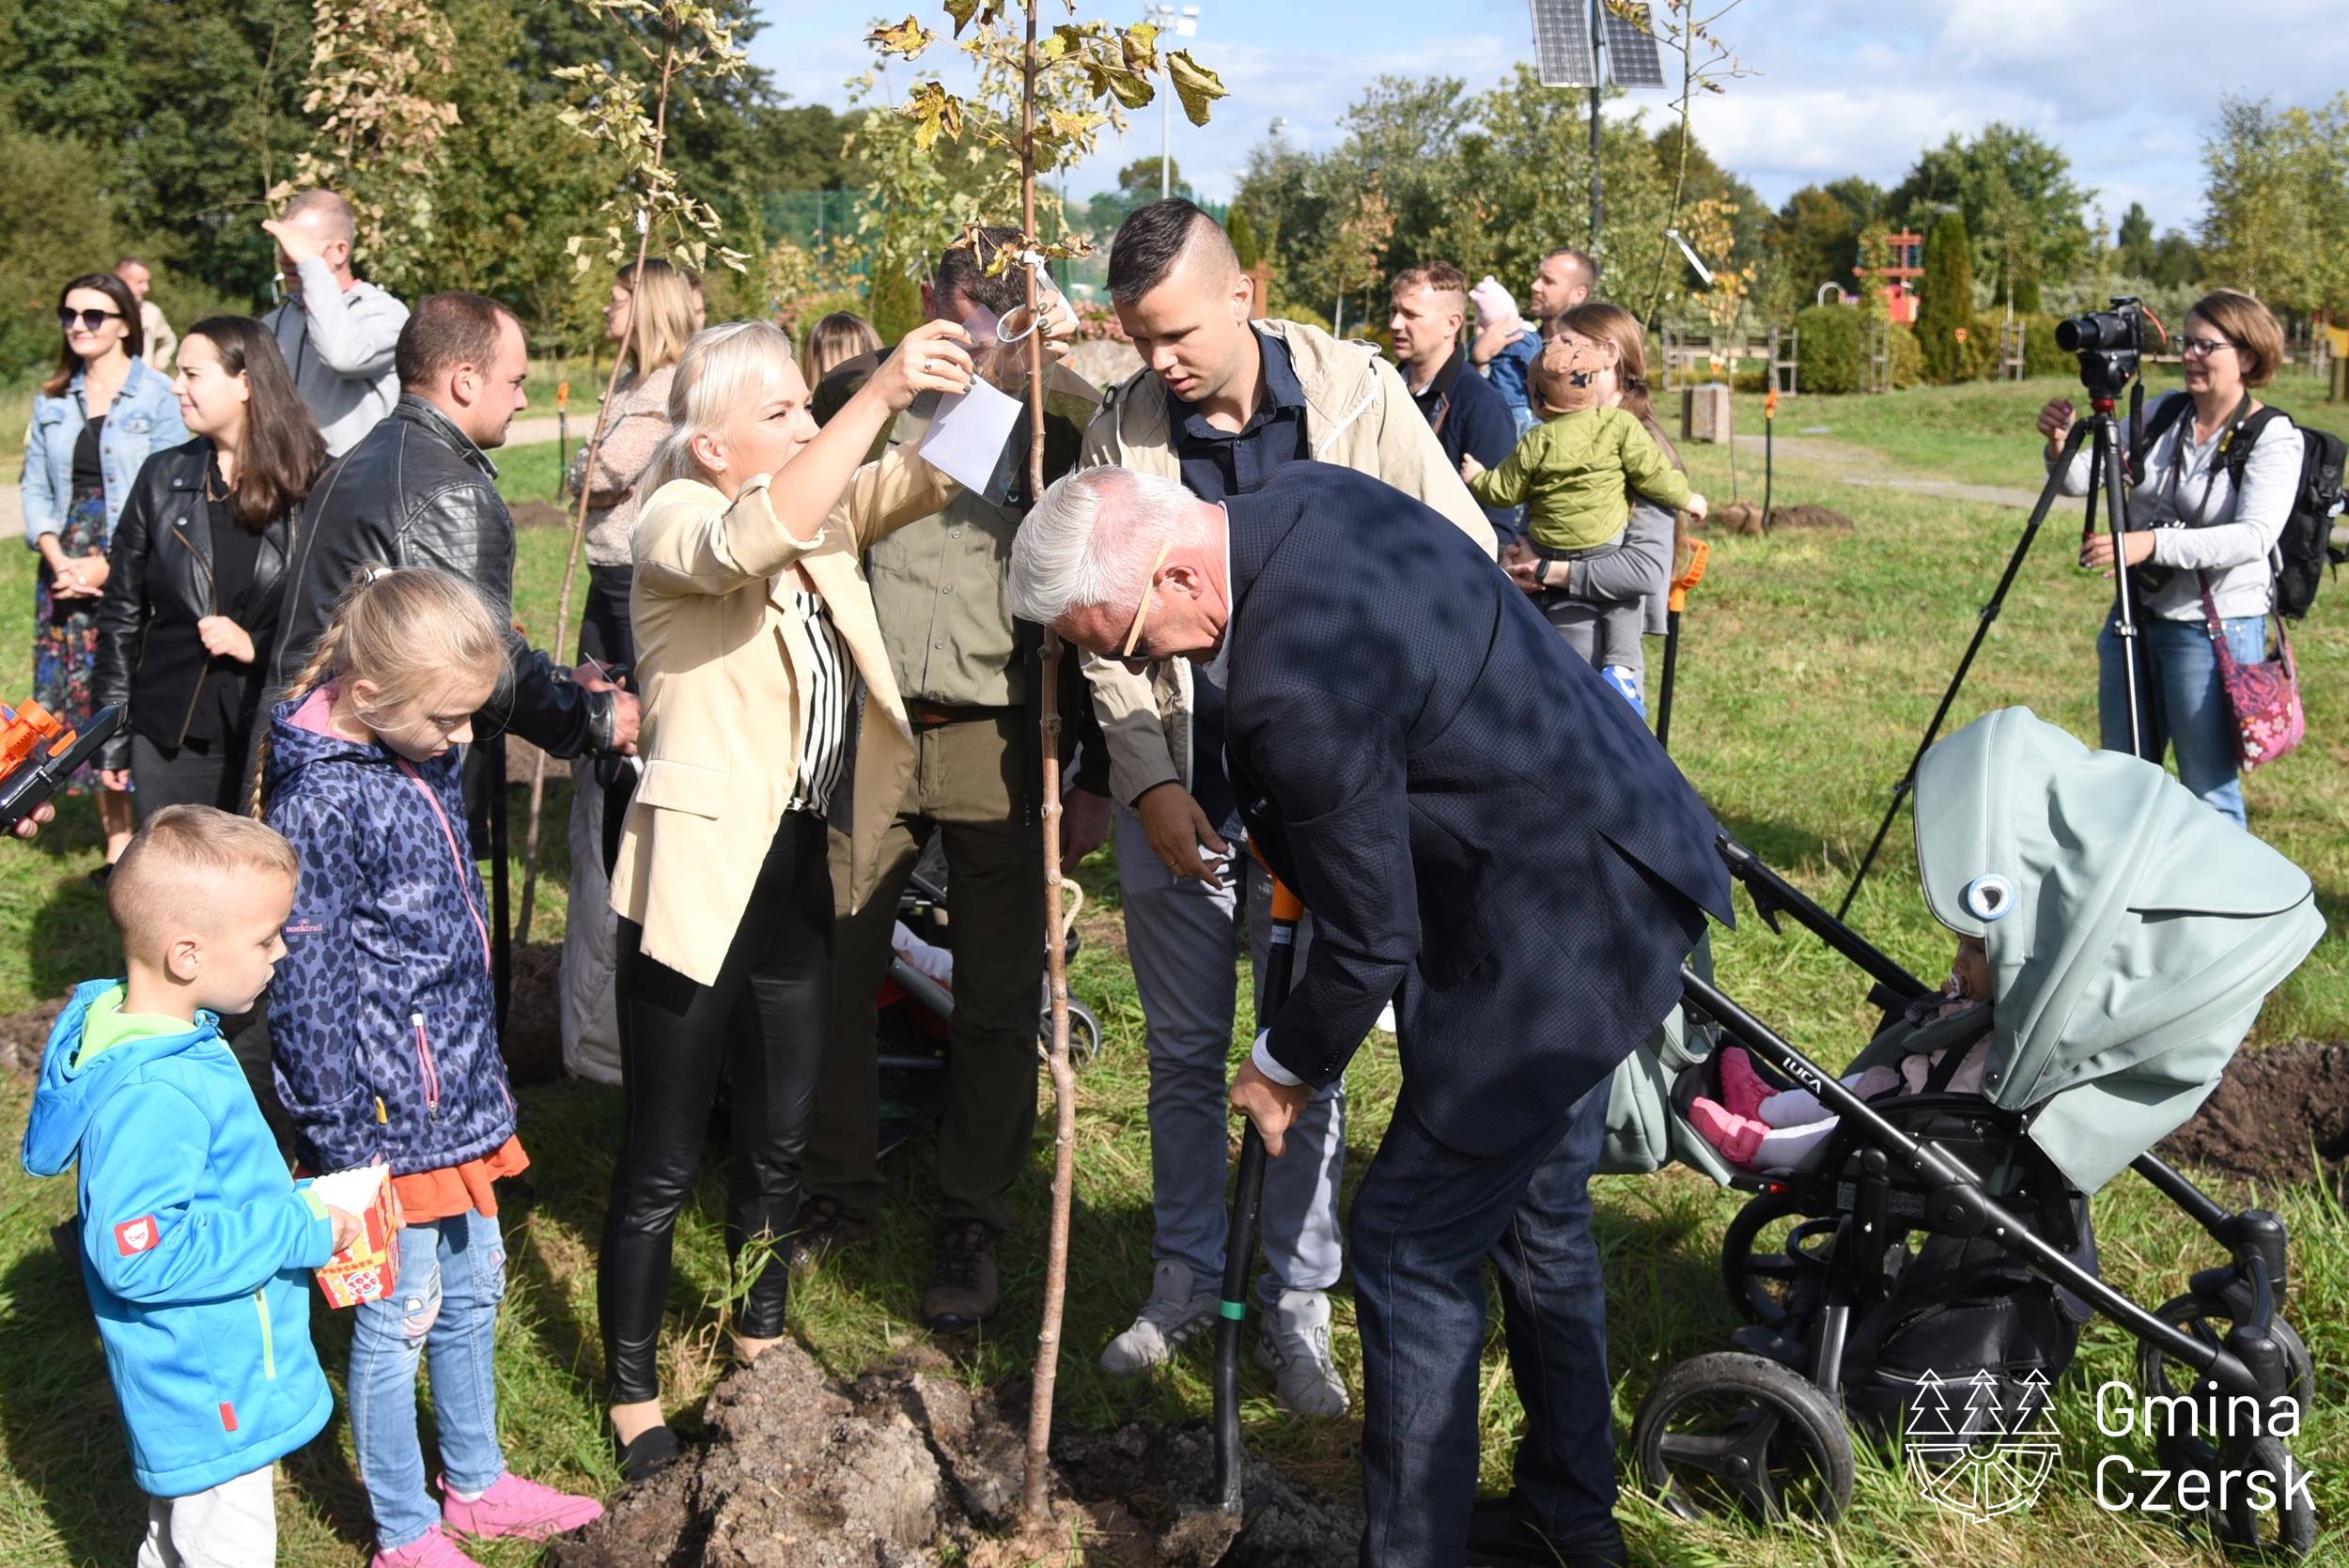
[396,474,615,759]
[92,464,161,772]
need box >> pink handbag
[2199,572,2305,771]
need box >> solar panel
[1528,0,1598,88]
[1602,3,1668,88]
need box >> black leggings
[599,811,833,1404]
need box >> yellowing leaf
[1166,50,1225,127]
[866,17,936,59]
[1104,67,1154,110]
[943,0,981,34]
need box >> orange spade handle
[1765,386,1779,419]
[1668,538,1711,614]
[1248,840,1304,922]
[556,381,570,410]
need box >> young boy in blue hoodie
[21,804,363,1568]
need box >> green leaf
[1166,50,1225,126]
[1103,67,1154,111]
[942,0,980,35]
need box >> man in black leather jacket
[271,290,638,760]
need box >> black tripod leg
[1838,420,2094,919]
[2097,415,2149,756]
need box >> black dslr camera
[2056,296,2146,402]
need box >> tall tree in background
[2114,201,2155,276]
[274,0,462,293]
[2201,93,2349,314]
[1918,208,1973,382]
[1890,124,2091,314]
[1636,0,1750,325]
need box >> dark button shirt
[1408,345,1522,545]
[1163,330,1311,836]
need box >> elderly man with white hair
[1012,458,1732,1568]
[261,189,410,456]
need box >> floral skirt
[31,489,107,786]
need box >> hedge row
[1795,304,2070,392]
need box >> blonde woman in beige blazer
[598,315,981,1480]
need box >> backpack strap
[2127,391,2192,483]
[2217,404,2289,488]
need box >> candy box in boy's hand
[308,1162,399,1309]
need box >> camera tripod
[1838,395,2151,918]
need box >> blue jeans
[350,1211,508,1550]
[1349,1078,1620,1567]
[2096,613,2264,828]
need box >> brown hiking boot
[924,1219,1000,1332]
[787,1195,873,1275]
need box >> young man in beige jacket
[1080,199,1493,1416]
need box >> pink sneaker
[370,1528,486,1568]
[1689,1097,1766,1168]
[1718,1048,1776,1121]
[441,1471,605,1542]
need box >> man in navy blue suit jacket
[1012,459,1733,1567]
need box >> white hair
[637,321,798,495]
[1010,466,1212,629]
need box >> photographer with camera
[2035,289,2301,828]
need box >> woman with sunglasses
[20,272,188,877]
[2034,288,2302,827]
[92,318,327,816]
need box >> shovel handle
[1668,537,1711,613]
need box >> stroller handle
[1715,835,1931,1009]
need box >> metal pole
[1587,0,1604,252]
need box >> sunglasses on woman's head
[58,307,123,332]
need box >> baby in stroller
[1690,935,1991,1172]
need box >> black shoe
[614,1422,680,1484]
[788,1194,874,1275]
[924,1219,1001,1333]
[1465,1495,1627,1568]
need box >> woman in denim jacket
[21,272,188,873]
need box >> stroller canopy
[1912,707,2324,1193]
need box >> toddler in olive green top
[1460,336,1706,553]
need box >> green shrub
[1227,207,1262,271]
[867,261,924,347]
[1793,304,1926,394]
[1919,210,1974,383]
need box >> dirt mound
[2157,1038,2349,1197]
[512,501,573,531]
[548,1342,1361,1568]
[1701,501,1855,536]
[0,996,67,1075]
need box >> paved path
[1726,431,2043,510]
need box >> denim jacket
[21,360,189,546]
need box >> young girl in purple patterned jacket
[258,567,601,1568]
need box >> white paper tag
[916,377,1023,495]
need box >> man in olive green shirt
[800,230,1112,1332]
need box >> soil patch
[2156,1038,2349,1197]
[0,995,67,1076]
[512,500,573,531]
[548,1342,1361,1568]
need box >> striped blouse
[786,587,856,815]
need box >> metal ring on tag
[995,303,1040,345]
[1960,874,2015,923]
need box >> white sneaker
[1099,1260,1220,1376]
[1254,1288,1350,1417]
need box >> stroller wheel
[2138,1293,2316,1432]
[2217,1432,2316,1558]
[1036,999,1103,1063]
[1631,1351,1855,1527]
[1722,1191,1837,1330]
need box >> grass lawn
[1,373,2345,1565]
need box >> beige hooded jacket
[1078,318,1500,806]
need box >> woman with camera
[2035,288,2301,827]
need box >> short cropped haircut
[109,806,299,956]
[2187,289,2286,388]
[1545,247,1600,293]
[935,225,1033,320]
[397,291,519,392]
[1109,198,1237,307]
[1392,261,1470,305]
[280,189,358,250]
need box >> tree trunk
[1019,0,1078,1530]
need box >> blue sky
[754,1,2349,238]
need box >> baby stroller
[875,866,1100,1157]
[1601,709,2326,1556]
